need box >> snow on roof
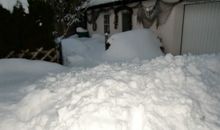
[85,0,121,7]
[84,0,181,8]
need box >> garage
[181,2,220,54]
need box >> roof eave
[86,0,147,10]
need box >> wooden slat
[19,49,29,58]
[6,51,15,58]
[4,47,60,64]
[31,47,43,59]
[41,48,55,60]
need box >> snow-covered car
[105,29,164,62]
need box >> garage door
[181,2,220,54]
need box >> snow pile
[61,34,105,67]
[0,59,66,103]
[0,0,29,13]
[105,29,163,62]
[1,54,220,130]
[62,29,163,66]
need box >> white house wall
[87,0,220,55]
[87,13,103,35]
[156,3,184,55]
[87,1,153,36]
[86,0,182,55]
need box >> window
[104,14,110,33]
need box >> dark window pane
[122,12,132,32]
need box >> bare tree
[48,0,87,37]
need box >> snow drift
[1,54,220,130]
[0,58,66,104]
[61,29,163,67]
[61,34,105,67]
[105,29,163,62]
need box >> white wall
[156,3,184,55]
[86,1,154,36]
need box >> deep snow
[61,34,106,67]
[0,59,66,121]
[61,29,163,67]
[105,29,163,62]
[0,54,220,130]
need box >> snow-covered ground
[0,54,220,130]
[0,29,220,130]
[0,59,66,122]
[0,59,66,101]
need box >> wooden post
[58,42,63,65]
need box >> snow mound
[61,29,163,67]
[61,34,105,67]
[0,59,66,103]
[1,54,220,130]
[104,29,163,62]
[0,59,65,84]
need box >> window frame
[104,14,110,34]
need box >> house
[84,0,220,55]
[157,0,220,55]
[85,0,156,35]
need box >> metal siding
[182,2,220,54]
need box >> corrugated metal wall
[181,2,220,54]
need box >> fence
[3,45,63,64]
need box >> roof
[84,0,219,9]
[86,0,121,7]
[84,0,146,10]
